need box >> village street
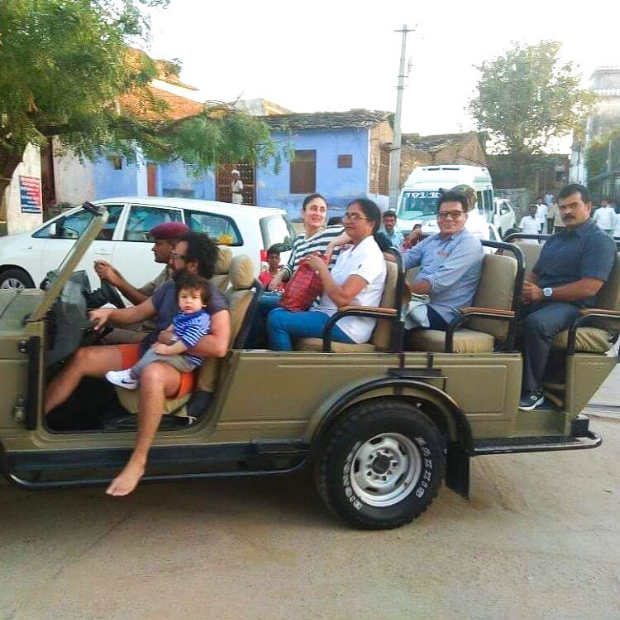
[2,372,619,620]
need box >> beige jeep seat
[295,258,401,353]
[551,251,620,354]
[407,252,519,353]
[115,254,258,415]
[212,247,233,293]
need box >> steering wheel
[100,281,125,309]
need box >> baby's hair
[175,273,211,306]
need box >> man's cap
[451,184,477,209]
[150,221,189,240]
[231,169,240,175]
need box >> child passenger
[105,274,211,390]
[258,244,285,291]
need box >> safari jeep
[1,205,618,530]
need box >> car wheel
[315,399,445,530]
[0,268,35,290]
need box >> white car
[0,197,295,290]
[492,198,517,237]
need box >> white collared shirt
[314,235,387,343]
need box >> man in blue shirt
[380,210,405,248]
[402,191,484,330]
[518,184,616,410]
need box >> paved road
[2,414,619,620]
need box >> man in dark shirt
[518,184,616,410]
[45,232,231,495]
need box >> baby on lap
[106,274,211,390]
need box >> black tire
[315,399,445,530]
[0,268,35,290]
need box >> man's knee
[523,312,552,339]
[140,362,179,396]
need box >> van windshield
[397,190,442,221]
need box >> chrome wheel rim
[1,278,25,290]
[349,433,421,507]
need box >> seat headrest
[215,247,233,275]
[229,255,254,289]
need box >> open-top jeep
[1,205,618,529]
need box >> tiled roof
[403,132,478,151]
[118,86,204,121]
[262,109,391,132]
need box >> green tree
[470,41,595,187]
[0,0,275,205]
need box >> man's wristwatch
[543,287,553,299]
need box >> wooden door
[217,163,255,205]
[147,164,158,197]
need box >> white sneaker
[105,369,138,390]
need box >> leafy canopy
[0,0,275,179]
[470,41,595,157]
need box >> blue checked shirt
[401,229,484,323]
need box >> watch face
[543,287,552,297]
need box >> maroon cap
[150,221,189,240]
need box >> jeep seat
[212,247,233,293]
[551,251,620,354]
[295,258,400,353]
[407,251,519,354]
[115,254,258,415]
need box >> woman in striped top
[248,193,343,347]
[267,193,344,290]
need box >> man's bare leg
[45,346,124,414]
[106,362,181,496]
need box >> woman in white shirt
[268,199,386,350]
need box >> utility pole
[388,24,414,211]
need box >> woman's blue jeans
[247,292,282,347]
[267,308,355,351]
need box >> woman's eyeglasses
[343,213,368,222]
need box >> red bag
[279,257,326,312]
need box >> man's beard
[171,267,187,281]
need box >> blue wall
[94,157,145,198]
[159,160,216,200]
[256,129,370,219]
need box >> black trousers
[518,302,580,392]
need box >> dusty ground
[1,412,619,620]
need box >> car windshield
[260,214,296,250]
[29,206,107,322]
[397,190,442,221]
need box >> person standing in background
[593,198,615,235]
[535,197,548,233]
[547,200,564,234]
[231,169,244,205]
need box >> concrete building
[570,66,620,199]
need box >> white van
[396,165,494,235]
[0,197,295,290]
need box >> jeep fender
[305,378,474,498]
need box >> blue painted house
[53,105,394,221]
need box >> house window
[109,156,123,170]
[338,154,353,168]
[290,150,316,194]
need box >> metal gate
[216,163,255,205]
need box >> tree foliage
[470,41,595,185]
[0,0,276,200]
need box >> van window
[185,210,243,246]
[33,205,123,240]
[260,215,295,251]
[397,190,442,221]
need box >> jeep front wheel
[315,400,445,530]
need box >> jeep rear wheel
[315,399,445,530]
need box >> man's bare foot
[106,461,145,496]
